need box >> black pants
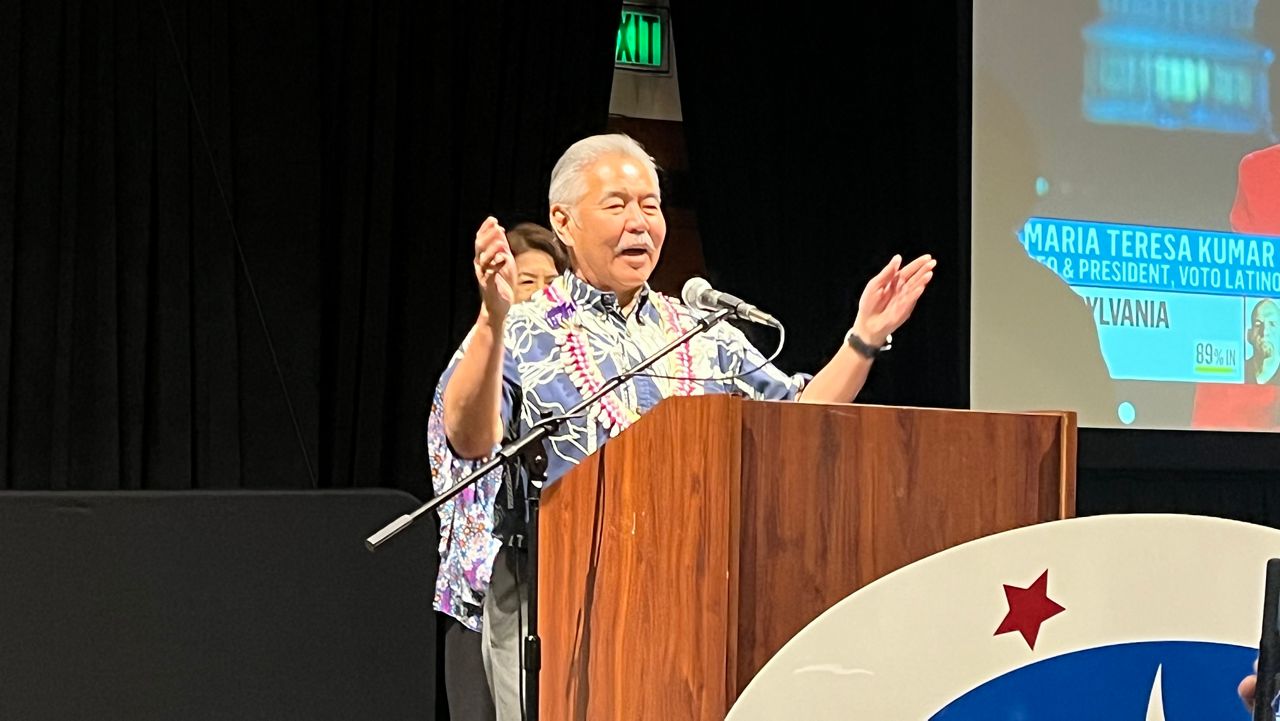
[443,614,496,721]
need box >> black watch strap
[846,330,892,359]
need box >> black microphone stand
[365,306,734,721]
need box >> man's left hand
[852,254,937,347]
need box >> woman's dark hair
[506,222,568,273]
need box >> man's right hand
[474,216,516,323]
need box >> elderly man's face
[553,152,665,297]
[1251,301,1280,358]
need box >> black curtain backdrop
[0,0,619,495]
[673,2,969,411]
[674,1,1280,526]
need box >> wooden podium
[538,395,1075,719]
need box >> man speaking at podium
[429,133,935,718]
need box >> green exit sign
[616,6,669,73]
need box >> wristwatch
[846,330,892,359]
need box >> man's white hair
[547,134,661,209]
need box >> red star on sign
[994,569,1065,650]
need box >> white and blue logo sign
[728,515,1280,720]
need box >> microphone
[681,277,782,328]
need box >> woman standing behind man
[506,222,567,303]
[434,221,566,721]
